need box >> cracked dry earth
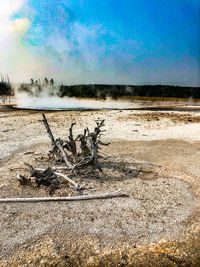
[0,105,200,266]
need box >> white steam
[15,88,137,110]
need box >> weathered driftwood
[42,114,73,168]
[64,122,78,163]
[17,115,113,195]
[41,114,110,171]
[23,164,80,191]
[55,139,73,169]
[42,113,55,145]
[19,164,62,195]
[0,189,128,203]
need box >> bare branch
[54,172,80,190]
[56,139,73,169]
[0,189,128,203]
[64,122,78,162]
[42,114,55,145]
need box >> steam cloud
[15,87,136,110]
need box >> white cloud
[0,0,24,17]
[0,0,52,82]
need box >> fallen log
[0,189,128,203]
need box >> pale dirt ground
[1,104,200,266]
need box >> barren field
[1,104,200,266]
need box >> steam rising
[16,90,136,110]
[0,0,134,84]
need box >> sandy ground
[1,104,200,266]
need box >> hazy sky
[0,0,199,85]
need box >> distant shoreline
[58,84,200,99]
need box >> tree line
[1,77,200,99]
[59,84,200,99]
[0,75,13,96]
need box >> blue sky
[1,0,200,85]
